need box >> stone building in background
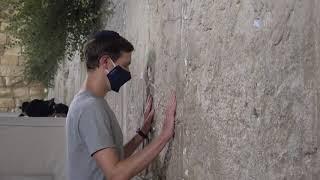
[0,10,45,112]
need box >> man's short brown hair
[83,30,134,70]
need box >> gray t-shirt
[66,90,124,180]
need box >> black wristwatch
[136,128,148,139]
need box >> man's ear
[99,55,111,69]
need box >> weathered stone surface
[50,0,320,179]
[0,22,9,32]
[28,82,44,88]
[29,86,44,96]
[13,87,28,97]
[1,54,19,65]
[0,33,6,45]
[0,44,5,56]
[4,76,24,87]
[30,95,44,100]
[0,66,23,76]
[0,87,12,97]
[0,77,5,87]
[47,52,87,104]
[4,47,20,56]
[0,98,14,108]
[18,55,26,66]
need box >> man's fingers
[147,109,155,122]
[145,96,153,115]
[171,93,176,107]
[172,94,177,114]
[149,97,153,109]
[145,102,151,113]
[170,91,176,105]
[148,95,153,105]
[166,91,176,115]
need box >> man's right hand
[160,91,177,141]
[94,91,177,180]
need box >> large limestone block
[0,87,12,97]
[0,66,23,76]
[0,33,6,45]
[4,76,24,87]
[0,98,14,108]
[1,54,19,65]
[13,87,29,97]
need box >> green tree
[3,0,111,87]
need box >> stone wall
[0,16,45,112]
[50,0,320,179]
[47,52,87,105]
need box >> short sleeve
[78,102,115,156]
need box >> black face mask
[107,64,131,92]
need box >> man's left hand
[141,95,155,134]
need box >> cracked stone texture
[49,0,320,179]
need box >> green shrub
[2,0,112,87]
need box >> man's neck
[82,75,108,97]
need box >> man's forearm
[123,134,144,158]
[113,135,169,180]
